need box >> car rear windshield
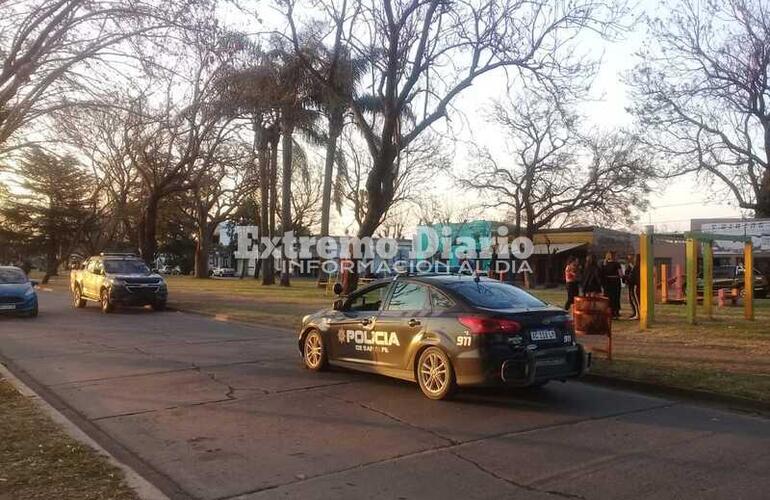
[445,281,546,310]
[103,260,150,274]
[0,268,27,284]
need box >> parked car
[158,265,181,275]
[211,267,236,278]
[298,274,589,400]
[0,266,38,317]
[698,265,768,298]
[71,253,167,313]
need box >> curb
[584,373,770,417]
[0,357,192,500]
[0,362,169,500]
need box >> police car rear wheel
[303,330,327,371]
[417,347,456,400]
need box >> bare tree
[0,0,193,155]
[459,96,652,236]
[628,0,770,216]
[183,137,257,278]
[287,0,627,242]
[339,130,450,230]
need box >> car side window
[430,289,455,311]
[387,282,429,311]
[346,284,389,312]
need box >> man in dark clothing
[624,254,641,320]
[601,251,623,319]
[582,255,603,294]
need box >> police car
[298,274,590,400]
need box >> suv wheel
[417,347,456,400]
[100,289,114,313]
[73,286,86,308]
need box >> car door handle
[361,318,372,326]
[408,319,421,327]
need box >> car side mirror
[333,283,343,295]
[30,279,39,288]
[333,299,344,311]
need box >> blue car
[0,266,39,317]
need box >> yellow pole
[745,241,754,321]
[639,232,652,330]
[685,238,698,325]
[703,242,713,320]
[660,263,669,303]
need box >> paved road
[2,290,769,500]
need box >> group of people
[564,251,641,320]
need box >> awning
[532,242,587,255]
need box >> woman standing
[601,251,623,319]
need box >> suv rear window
[445,281,546,310]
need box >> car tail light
[458,316,521,334]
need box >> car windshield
[445,280,547,310]
[0,268,28,284]
[103,260,150,274]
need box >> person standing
[564,256,580,311]
[601,251,623,319]
[582,255,603,295]
[624,254,641,320]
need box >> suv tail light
[458,316,521,334]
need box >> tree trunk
[320,113,343,237]
[258,125,274,285]
[318,113,343,286]
[757,167,770,218]
[280,126,293,287]
[139,194,159,265]
[194,234,211,278]
[42,237,58,284]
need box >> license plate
[537,357,565,367]
[0,304,16,310]
[530,329,557,341]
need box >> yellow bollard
[639,232,653,330]
[685,238,698,325]
[703,243,713,320]
[745,241,754,321]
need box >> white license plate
[0,304,16,310]
[530,329,557,341]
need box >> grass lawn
[166,275,770,403]
[0,378,138,500]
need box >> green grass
[0,378,138,500]
[163,276,770,403]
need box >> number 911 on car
[298,275,590,400]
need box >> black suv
[71,253,168,313]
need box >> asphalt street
[1,289,769,500]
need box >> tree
[0,149,93,282]
[628,0,770,217]
[287,0,626,239]
[460,96,652,236]
[0,0,193,155]
[183,137,257,278]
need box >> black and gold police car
[298,274,590,400]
